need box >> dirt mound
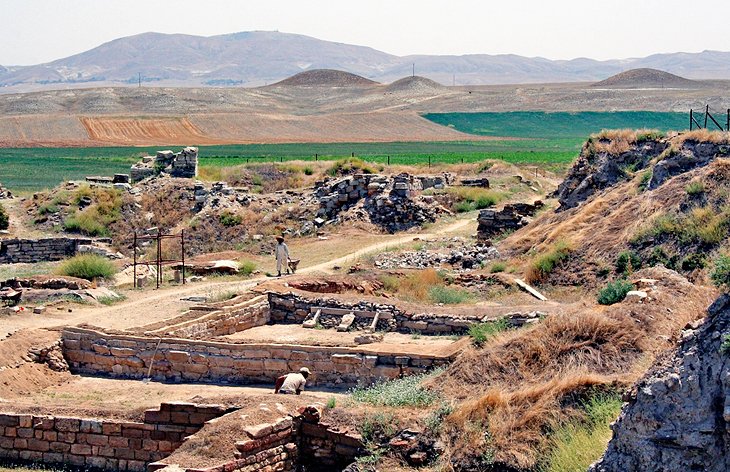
[591,293,730,472]
[272,69,379,87]
[385,76,444,93]
[432,267,714,471]
[592,68,699,89]
[0,328,70,398]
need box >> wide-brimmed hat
[275,236,285,242]
[299,367,311,375]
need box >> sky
[2,0,728,65]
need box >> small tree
[0,202,8,231]
[711,255,730,291]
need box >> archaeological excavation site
[2,59,730,471]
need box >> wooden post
[181,230,186,285]
[690,109,693,131]
[705,105,710,129]
[315,153,318,161]
[727,109,729,132]
[428,156,431,168]
[133,232,137,289]
[156,228,161,289]
[387,155,390,165]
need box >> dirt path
[1,216,476,335]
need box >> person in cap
[274,367,310,395]
[274,235,291,277]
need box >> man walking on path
[275,235,291,277]
[274,367,310,395]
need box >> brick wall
[0,402,228,472]
[62,327,454,388]
[0,237,102,263]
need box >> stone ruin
[0,181,12,199]
[477,201,544,240]
[315,172,452,233]
[130,147,198,183]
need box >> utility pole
[412,63,415,77]
[138,72,141,88]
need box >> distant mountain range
[1,31,729,92]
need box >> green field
[0,111,689,192]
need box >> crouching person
[274,367,311,395]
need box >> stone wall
[0,402,227,472]
[131,148,198,183]
[146,296,269,338]
[62,327,453,388]
[269,292,487,335]
[0,237,106,263]
[477,201,543,240]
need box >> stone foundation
[0,237,109,263]
[131,148,198,183]
[477,201,543,240]
[62,327,454,388]
[0,402,228,472]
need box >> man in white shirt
[274,367,310,395]
[275,236,291,277]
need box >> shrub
[219,211,243,227]
[711,255,730,290]
[0,203,8,231]
[680,253,707,271]
[597,279,634,305]
[489,262,507,273]
[429,285,472,304]
[447,187,504,212]
[327,157,378,176]
[721,334,730,354]
[238,260,257,275]
[528,241,573,282]
[350,370,442,408]
[326,397,337,409]
[56,254,116,281]
[615,251,642,275]
[469,318,509,347]
[686,181,705,195]
[638,171,652,192]
[303,166,314,176]
[62,187,122,237]
[647,246,670,267]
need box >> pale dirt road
[1,216,476,337]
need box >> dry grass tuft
[591,129,663,155]
[673,129,730,146]
[431,267,714,470]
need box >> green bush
[489,262,507,273]
[685,181,705,195]
[638,171,652,192]
[711,255,730,290]
[469,318,509,347]
[0,203,8,231]
[454,201,476,213]
[219,211,243,227]
[428,285,472,304]
[680,253,707,271]
[721,334,730,354]
[615,251,642,275]
[597,279,634,305]
[56,254,116,281]
[238,260,257,275]
[63,211,108,236]
[350,370,441,407]
[326,397,337,409]
[303,166,314,176]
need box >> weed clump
[238,260,257,275]
[429,285,472,304]
[615,251,642,275]
[350,370,442,408]
[63,186,122,237]
[56,254,116,281]
[711,254,730,291]
[327,158,379,177]
[0,202,8,230]
[597,279,634,305]
[447,187,505,212]
[219,211,242,227]
[469,318,509,347]
[686,181,705,195]
[527,241,573,283]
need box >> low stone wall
[477,201,544,240]
[269,292,487,335]
[0,402,227,472]
[146,296,269,338]
[62,327,453,388]
[0,237,106,263]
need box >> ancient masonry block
[130,147,198,183]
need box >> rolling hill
[1,31,730,92]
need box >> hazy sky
[2,0,728,65]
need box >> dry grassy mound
[272,69,378,87]
[431,267,714,471]
[592,68,699,89]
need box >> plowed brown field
[80,116,221,145]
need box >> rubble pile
[130,147,199,183]
[373,240,499,270]
[477,201,544,240]
[315,173,451,233]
